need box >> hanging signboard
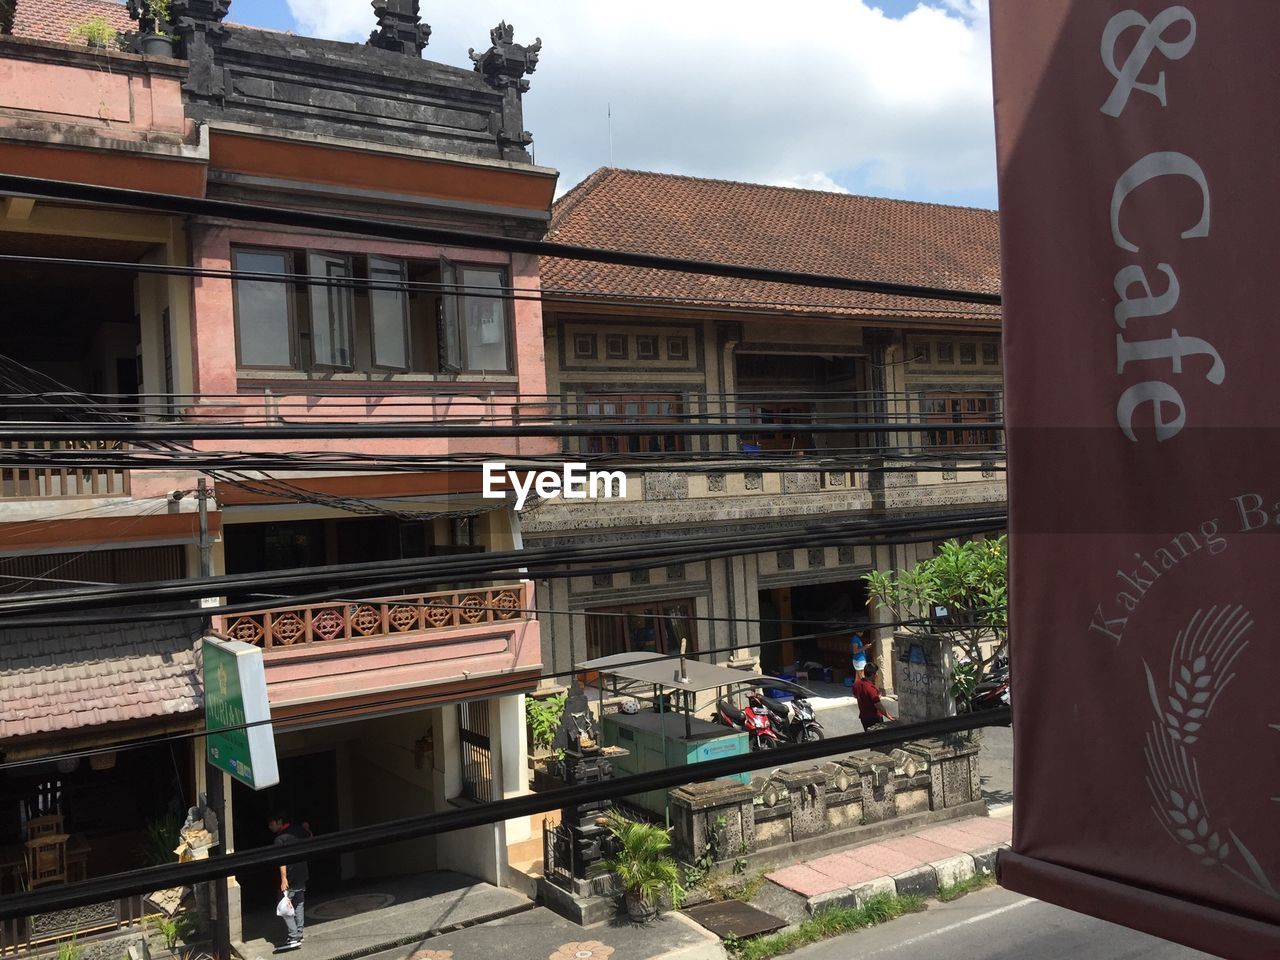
[990,2,1280,955]
[204,637,279,790]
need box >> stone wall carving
[644,472,689,501]
[783,472,821,494]
[668,740,980,864]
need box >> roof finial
[468,21,541,92]
[368,0,430,56]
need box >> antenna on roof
[608,102,614,168]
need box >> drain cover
[308,892,397,921]
[682,900,786,939]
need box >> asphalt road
[789,884,1219,960]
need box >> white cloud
[769,173,852,194]
[284,1,997,207]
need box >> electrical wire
[0,253,1003,320]
[0,707,1011,920]
[0,509,1006,621]
[0,420,1004,441]
[0,174,1003,307]
[0,603,1007,771]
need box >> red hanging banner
[991,2,1280,956]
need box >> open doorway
[231,750,343,912]
[0,233,147,411]
[758,577,869,679]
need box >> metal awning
[577,652,818,698]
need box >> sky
[224,1,997,209]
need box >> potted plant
[128,0,175,56]
[68,16,119,48]
[593,811,684,923]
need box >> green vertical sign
[205,638,279,790]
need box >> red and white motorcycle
[713,692,782,750]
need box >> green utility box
[602,710,750,817]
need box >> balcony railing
[0,441,129,500]
[214,583,530,650]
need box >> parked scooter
[969,654,1011,711]
[762,695,825,744]
[713,693,782,750]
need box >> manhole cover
[309,893,397,920]
[682,900,786,939]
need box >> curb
[763,842,1011,919]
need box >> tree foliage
[863,536,1008,704]
[525,692,566,751]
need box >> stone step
[506,833,545,865]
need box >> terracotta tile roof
[0,614,204,742]
[542,168,1001,324]
[11,0,131,44]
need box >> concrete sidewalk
[755,815,1012,921]
[235,871,532,960]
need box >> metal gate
[458,701,493,803]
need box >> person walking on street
[269,812,310,951]
[853,657,892,731]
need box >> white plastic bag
[276,896,295,918]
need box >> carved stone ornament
[368,0,430,56]
[169,0,231,92]
[468,21,542,92]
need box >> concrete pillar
[498,694,531,843]
[336,741,356,879]
[434,702,505,885]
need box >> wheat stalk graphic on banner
[1143,605,1277,897]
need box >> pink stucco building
[0,0,557,942]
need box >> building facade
[0,0,554,943]
[0,1,209,919]
[528,169,1005,695]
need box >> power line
[0,174,1003,307]
[0,253,1004,320]
[0,523,1007,627]
[0,601,1008,771]
[0,449,1007,474]
[0,420,1004,441]
[0,707,1012,921]
[0,510,1006,621]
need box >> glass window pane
[308,253,354,368]
[233,250,292,367]
[370,257,409,370]
[460,267,509,371]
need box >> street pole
[198,478,232,960]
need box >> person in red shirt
[853,657,892,730]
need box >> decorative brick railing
[213,584,529,650]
